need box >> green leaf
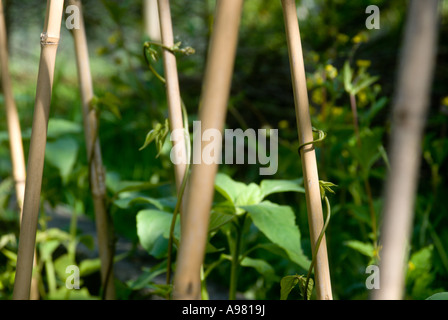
[235,183,262,207]
[259,178,305,199]
[54,254,75,281]
[280,275,299,300]
[319,180,337,199]
[79,258,102,277]
[426,292,448,300]
[241,201,310,269]
[209,204,235,232]
[136,209,178,258]
[241,257,276,278]
[343,61,353,93]
[113,196,165,210]
[39,240,60,261]
[298,276,314,300]
[345,240,374,258]
[47,118,82,139]
[127,263,166,290]
[280,275,313,300]
[352,75,379,95]
[45,137,79,184]
[139,119,169,157]
[348,128,383,178]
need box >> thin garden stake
[144,0,161,41]
[281,0,333,300]
[0,0,39,300]
[173,0,244,300]
[12,0,65,300]
[372,0,439,300]
[68,0,115,300]
[157,0,187,193]
[0,0,26,218]
[156,0,190,287]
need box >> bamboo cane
[68,0,115,300]
[12,0,65,300]
[372,0,439,300]
[157,0,187,193]
[281,0,333,300]
[0,0,40,300]
[172,0,244,300]
[144,0,161,41]
[0,0,25,218]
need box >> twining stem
[304,196,331,300]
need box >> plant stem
[304,196,331,300]
[349,93,360,146]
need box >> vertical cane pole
[372,0,439,300]
[0,0,40,300]
[157,0,187,194]
[13,0,65,300]
[172,0,244,300]
[68,0,115,299]
[281,0,333,300]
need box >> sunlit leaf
[241,201,310,269]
